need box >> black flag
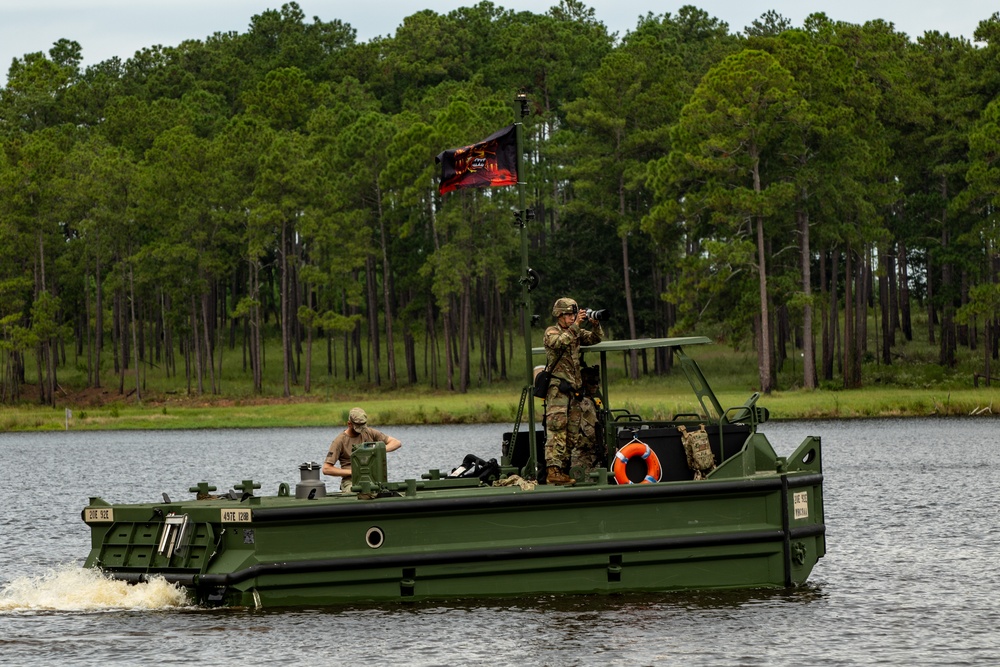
[436,125,518,195]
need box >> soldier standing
[543,297,604,485]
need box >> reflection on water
[236,585,828,617]
[1,418,999,666]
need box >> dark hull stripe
[108,523,826,588]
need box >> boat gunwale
[247,472,824,522]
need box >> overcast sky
[1,0,994,85]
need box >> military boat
[80,94,825,608]
[81,335,824,608]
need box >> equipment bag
[448,454,501,484]
[532,369,552,398]
[677,424,717,480]
[532,347,566,398]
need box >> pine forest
[3,2,1000,406]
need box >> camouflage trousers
[577,396,601,470]
[544,386,599,471]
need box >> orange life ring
[613,441,662,484]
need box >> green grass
[6,381,999,433]
[4,315,999,431]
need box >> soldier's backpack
[677,424,717,480]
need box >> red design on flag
[436,125,518,195]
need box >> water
[1,418,998,665]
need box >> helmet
[551,297,578,318]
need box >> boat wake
[0,565,190,613]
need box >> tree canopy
[2,1,999,404]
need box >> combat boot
[546,466,574,486]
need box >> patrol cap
[348,407,368,427]
[552,297,578,318]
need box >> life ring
[613,441,662,484]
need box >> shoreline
[3,385,998,431]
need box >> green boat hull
[83,435,824,608]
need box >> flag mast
[434,94,537,478]
[514,91,538,479]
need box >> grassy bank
[4,383,998,432]
[3,325,998,431]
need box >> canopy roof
[532,336,711,356]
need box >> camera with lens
[584,308,609,322]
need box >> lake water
[1,417,998,666]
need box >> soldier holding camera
[542,297,604,485]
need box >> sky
[0,0,994,85]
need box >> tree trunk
[859,249,870,357]
[887,246,898,342]
[280,221,291,397]
[481,277,493,383]
[112,290,120,375]
[621,232,639,379]
[427,300,439,389]
[191,295,203,394]
[898,242,912,342]
[459,278,471,393]
[128,264,142,403]
[201,289,217,394]
[776,304,788,374]
[289,251,300,387]
[939,235,956,367]
[755,215,773,394]
[118,290,127,396]
[304,320,313,393]
[404,329,417,385]
[442,309,454,391]
[799,208,816,389]
[496,288,507,381]
[853,249,865,387]
[95,255,103,389]
[750,150,773,394]
[361,256,379,386]
[843,247,857,389]
[879,245,892,366]
[85,272,94,387]
[926,248,936,345]
[377,208,398,388]
[961,270,973,350]
[820,249,831,382]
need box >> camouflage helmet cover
[552,297,578,318]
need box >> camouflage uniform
[575,365,604,471]
[543,298,604,474]
[574,394,598,470]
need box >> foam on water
[0,565,190,612]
